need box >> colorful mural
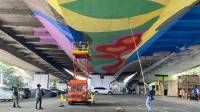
[93,31,143,73]
[28,0,198,74]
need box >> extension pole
[128,18,147,93]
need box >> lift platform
[67,42,92,105]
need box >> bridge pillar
[33,72,49,89]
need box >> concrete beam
[41,49,64,52]
[35,48,59,50]
[33,44,58,49]
[0,24,73,79]
[45,54,68,57]
[2,26,36,36]
[143,53,175,74]
[0,8,32,15]
[0,39,62,76]
[18,35,37,39]
[25,38,40,43]
[0,14,41,27]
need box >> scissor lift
[72,42,89,78]
[67,42,91,105]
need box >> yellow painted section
[46,0,75,16]
[152,0,170,5]
[60,8,163,32]
[46,0,197,33]
[47,0,165,32]
[47,0,198,60]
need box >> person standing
[145,83,155,112]
[192,86,199,102]
[180,88,186,100]
[13,84,20,108]
[59,91,65,107]
[35,84,44,110]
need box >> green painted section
[87,16,159,55]
[91,58,116,66]
[61,0,164,19]
[86,17,159,71]
[90,58,117,72]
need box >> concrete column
[33,72,49,89]
[167,80,178,96]
[0,69,3,85]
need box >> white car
[0,85,24,102]
[0,86,13,101]
[91,87,113,95]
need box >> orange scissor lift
[67,42,91,105]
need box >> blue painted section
[126,3,200,64]
[186,6,200,15]
[68,26,86,42]
[32,9,85,42]
[126,12,188,62]
[170,26,200,31]
[182,15,200,20]
[176,20,200,27]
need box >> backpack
[13,88,18,96]
[193,88,198,95]
[150,90,155,100]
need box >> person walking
[192,86,199,102]
[13,84,20,108]
[145,83,155,112]
[35,84,44,110]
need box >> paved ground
[0,95,200,112]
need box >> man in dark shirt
[192,86,199,102]
[145,84,155,112]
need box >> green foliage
[0,62,24,87]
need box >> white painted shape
[56,83,67,91]
[33,74,49,89]
[89,75,113,89]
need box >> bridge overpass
[1,0,200,112]
[0,0,200,83]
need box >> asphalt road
[0,95,199,112]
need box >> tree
[0,62,24,87]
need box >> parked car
[43,89,57,97]
[30,89,36,98]
[91,87,113,95]
[30,89,57,98]
[50,88,62,96]
[0,86,13,101]
[18,88,31,99]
